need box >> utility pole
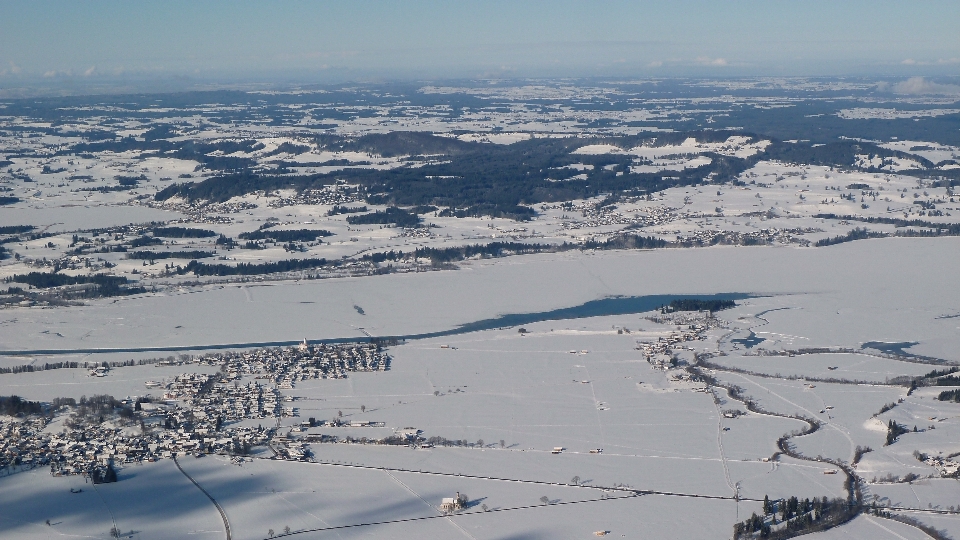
[735,482,741,522]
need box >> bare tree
[571,475,580,485]
[360,404,365,413]
[540,496,549,505]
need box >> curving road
[173,455,231,540]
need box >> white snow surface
[4,239,960,538]
[3,238,958,356]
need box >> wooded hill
[148,131,958,221]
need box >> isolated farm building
[396,427,421,440]
[440,492,465,512]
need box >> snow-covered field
[2,238,960,538]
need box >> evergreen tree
[104,463,118,483]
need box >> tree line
[8,271,120,287]
[150,226,217,238]
[237,228,333,242]
[734,495,857,539]
[815,214,960,236]
[410,234,669,265]
[127,250,214,260]
[0,225,35,235]
[0,359,150,375]
[6,272,144,298]
[661,299,736,313]
[346,207,422,227]
[937,389,960,402]
[178,258,330,276]
[814,227,886,247]
[0,395,43,417]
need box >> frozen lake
[1,238,958,360]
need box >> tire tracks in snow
[173,455,231,540]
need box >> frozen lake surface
[2,238,958,359]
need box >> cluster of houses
[0,342,393,481]
[140,197,254,224]
[560,202,678,230]
[185,378,292,422]
[216,342,389,389]
[562,205,648,230]
[15,253,112,276]
[923,455,960,477]
[270,431,312,460]
[636,312,728,370]
[161,373,216,400]
[674,227,816,247]
[266,185,361,208]
[0,417,50,473]
[0,406,274,482]
[396,227,435,239]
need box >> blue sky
[1,0,958,82]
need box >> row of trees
[150,226,217,238]
[583,234,667,250]
[327,205,366,216]
[413,241,550,264]
[660,298,736,313]
[346,207,422,227]
[178,258,330,276]
[361,250,404,264]
[129,236,163,248]
[814,213,960,236]
[127,250,214,260]
[0,359,150,376]
[814,227,886,247]
[237,228,332,242]
[5,272,144,297]
[349,233,670,271]
[937,389,960,402]
[885,420,911,446]
[0,225,35,235]
[90,462,118,484]
[408,235,666,266]
[0,395,43,416]
[734,496,857,539]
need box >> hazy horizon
[1,0,958,96]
